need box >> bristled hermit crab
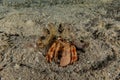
[37,23,88,67]
[46,37,77,67]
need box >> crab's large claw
[60,43,71,67]
[70,45,78,64]
[46,42,56,63]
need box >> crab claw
[60,43,71,67]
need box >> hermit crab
[37,23,88,67]
[46,37,77,67]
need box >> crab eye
[40,36,46,40]
[80,40,84,43]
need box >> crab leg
[46,42,56,63]
[54,42,61,62]
[70,45,78,64]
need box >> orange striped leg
[54,42,61,62]
[70,45,78,64]
[46,42,56,63]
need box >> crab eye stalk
[58,24,64,33]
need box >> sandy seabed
[0,0,120,80]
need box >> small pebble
[14,64,20,69]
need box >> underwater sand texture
[0,0,120,80]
